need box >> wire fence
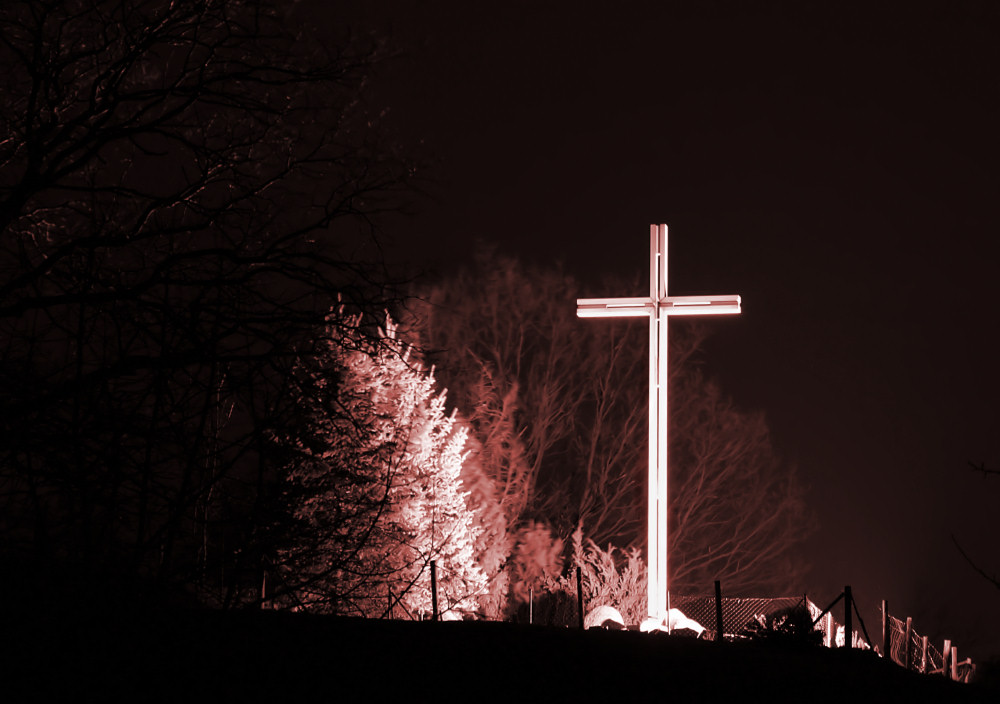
[468,574,979,684]
[886,612,975,683]
[664,593,863,647]
[678,595,799,636]
[357,559,978,685]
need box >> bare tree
[407,249,589,534]
[953,462,999,591]
[409,250,813,596]
[668,368,812,594]
[0,0,409,606]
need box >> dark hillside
[3,609,994,703]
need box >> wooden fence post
[714,580,724,642]
[576,566,584,629]
[942,639,951,679]
[843,586,852,649]
[951,645,958,681]
[881,600,889,658]
[920,635,928,673]
[430,560,439,622]
[903,617,912,670]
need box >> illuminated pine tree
[394,390,485,617]
[275,314,487,618]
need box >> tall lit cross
[577,224,741,620]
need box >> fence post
[920,635,928,673]
[430,560,439,622]
[951,645,958,681]
[843,586,852,649]
[714,580,724,642]
[576,566,584,629]
[903,617,912,670]
[881,600,889,658]
[942,639,951,679]
[826,612,834,648]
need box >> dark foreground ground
[3,608,997,703]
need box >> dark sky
[330,1,1000,660]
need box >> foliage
[0,0,411,606]
[458,431,513,619]
[274,315,489,618]
[567,525,647,627]
[409,249,814,597]
[743,605,824,647]
[506,521,565,607]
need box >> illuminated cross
[577,224,741,620]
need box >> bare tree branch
[0,0,412,607]
[968,461,1000,478]
[952,534,1000,591]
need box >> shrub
[743,605,823,647]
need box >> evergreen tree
[275,314,488,618]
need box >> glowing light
[664,295,741,315]
[576,224,742,620]
[639,608,707,636]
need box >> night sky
[330,1,1000,661]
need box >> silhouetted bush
[743,605,823,648]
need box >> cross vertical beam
[651,224,668,620]
[577,224,741,620]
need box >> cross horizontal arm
[577,294,741,317]
[663,295,741,315]
[576,297,653,318]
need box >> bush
[567,526,647,627]
[743,605,823,647]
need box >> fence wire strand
[887,614,974,683]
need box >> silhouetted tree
[409,250,813,597]
[0,0,410,606]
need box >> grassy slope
[3,609,995,703]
